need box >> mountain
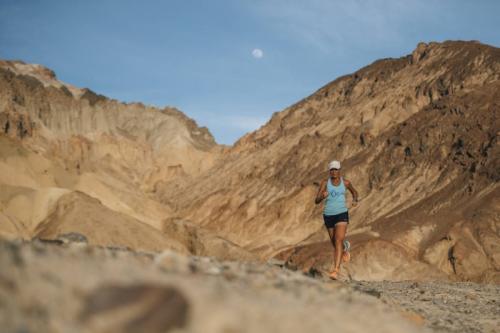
[0,60,253,259]
[156,41,500,283]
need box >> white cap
[328,160,341,170]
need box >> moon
[252,48,264,59]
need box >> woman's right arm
[315,180,327,204]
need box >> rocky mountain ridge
[157,41,500,283]
[0,59,242,259]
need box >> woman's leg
[333,222,348,272]
[326,226,336,248]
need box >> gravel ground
[350,280,500,333]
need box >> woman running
[315,160,359,280]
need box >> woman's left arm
[344,179,359,206]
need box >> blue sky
[1,0,499,145]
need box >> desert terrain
[0,40,499,332]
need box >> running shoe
[342,239,351,263]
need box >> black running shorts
[323,211,349,228]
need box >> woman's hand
[315,180,328,204]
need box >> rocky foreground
[1,238,498,333]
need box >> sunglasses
[329,168,340,171]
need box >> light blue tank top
[323,177,348,215]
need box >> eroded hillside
[0,60,247,258]
[157,41,500,282]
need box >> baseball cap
[328,160,341,170]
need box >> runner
[315,160,359,280]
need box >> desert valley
[1,40,499,333]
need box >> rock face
[156,41,500,283]
[0,60,219,181]
[1,41,499,283]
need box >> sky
[1,0,499,145]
